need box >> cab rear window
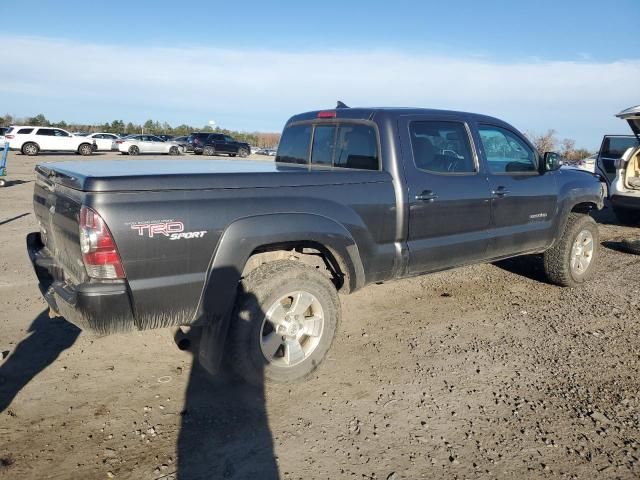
[277,122,379,170]
[276,124,312,164]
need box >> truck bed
[35,159,385,192]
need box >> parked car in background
[84,132,120,151]
[0,127,9,145]
[172,136,190,149]
[250,145,261,155]
[597,106,640,225]
[116,135,183,155]
[6,126,95,156]
[564,154,596,173]
[186,132,211,153]
[199,133,250,157]
[597,134,638,183]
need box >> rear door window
[35,128,54,136]
[276,124,312,164]
[601,137,638,158]
[409,121,475,173]
[17,128,33,134]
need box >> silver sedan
[117,135,184,155]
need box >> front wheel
[227,260,340,385]
[238,148,249,158]
[203,146,215,156]
[168,146,180,155]
[543,213,599,287]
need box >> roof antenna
[336,100,349,109]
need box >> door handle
[491,187,510,197]
[415,190,438,202]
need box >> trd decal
[131,221,185,237]
[129,221,207,240]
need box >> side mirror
[543,151,562,172]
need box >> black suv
[186,132,210,153]
[195,133,251,157]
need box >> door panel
[475,124,558,256]
[399,116,492,274]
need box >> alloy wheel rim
[570,229,594,275]
[260,291,324,368]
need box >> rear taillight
[79,206,125,279]
[5,135,14,139]
[116,140,124,144]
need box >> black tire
[613,206,640,226]
[228,260,340,385]
[78,143,93,156]
[543,213,599,287]
[168,146,180,155]
[238,148,249,158]
[229,153,237,157]
[620,238,640,255]
[128,145,140,156]
[203,146,215,156]
[22,142,39,156]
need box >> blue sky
[0,0,638,147]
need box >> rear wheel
[128,145,140,156]
[168,146,180,155]
[613,206,640,226]
[238,148,249,158]
[203,146,215,156]
[228,260,340,385]
[22,142,39,156]
[78,143,93,156]
[543,213,599,287]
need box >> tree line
[0,113,281,148]
[526,129,593,161]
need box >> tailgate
[34,169,87,285]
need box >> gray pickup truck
[27,106,605,384]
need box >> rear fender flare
[193,213,364,326]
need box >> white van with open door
[597,106,640,225]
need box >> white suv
[597,106,640,225]
[5,126,96,156]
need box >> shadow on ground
[174,285,279,480]
[0,180,31,188]
[493,254,548,284]
[0,311,80,414]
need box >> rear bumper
[27,232,137,334]
[611,194,640,210]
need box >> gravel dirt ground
[0,151,639,480]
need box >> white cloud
[0,36,637,146]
